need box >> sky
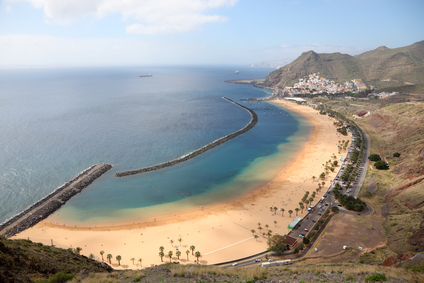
[0,0,423,67]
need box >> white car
[232,263,238,266]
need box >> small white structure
[343,245,348,250]
[315,248,318,252]
[358,247,364,251]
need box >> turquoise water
[0,66,311,225]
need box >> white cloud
[5,4,13,13]
[7,0,238,34]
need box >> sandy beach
[13,99,350,269]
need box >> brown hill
[263,41,424,93]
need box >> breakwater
[0,163,112,238]
[115,97,258,177]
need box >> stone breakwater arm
[115,97,258,177]
[0,163,112,238]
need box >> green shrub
[393,152,400,157]
[374,160,389,170]
[365,273,387,282]
[40,272,74,283]
[368,154,381,161]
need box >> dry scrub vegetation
[65,262,424,283]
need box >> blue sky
[1,0,423,67]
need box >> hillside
[263,41,424,93]
[316,95,424,261]
[0,236,112,282]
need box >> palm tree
[159,251,164,262]
[299,201,303,207]
[75,247,82,255]
[186,250,190,260]
[138,258,142,267]
[168,251,173,262]
[254,235,259,241]
[300,204,304,214]
[170,239,174,246]
[116,255,122,266]
[273,207,278,214]
[89,253,95,260]
[312,176,316,182]
[305,200,309,205]
[194,251,201,262]
[250,229,256,235]
[267,230,272,240]
[176,250,181,260]
[265,224,269,231]
[288,210,293,217]
[100,250,104,261]
[159,246,164,252]
[322,181,325,187]
[262,232,266,237]
[273,220,277,227]
[258,226,263,233]
[309,197,313,203]
[295,208,300,216]
[190,245,195,255]
[281,208,285,217]
[177,237,183,246]
[131,257,135,265]
[107,254,112,264]
[257,222,261,227]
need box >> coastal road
[220,124,373,268]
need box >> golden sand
[13,99,350,269]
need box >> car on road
[357,213,361,216]
[304,229,309,232]
[312,220,316,223]
[232,263,238,266]
[268,259,273,262]
[254,259,260,262]
[299,233,305,238]
[318,213,322,216]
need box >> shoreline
[13,99,347,268]
[115,97,258,177]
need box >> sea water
[0,66,311,225]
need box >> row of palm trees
[251,222,276,241]
[98,250,123,266]
[158,245,201,263]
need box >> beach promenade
[13,100,347,269]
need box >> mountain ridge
[263,41,424,93]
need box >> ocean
[0,66,311,226]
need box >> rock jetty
[115,97,258,177]
[0,163,112,238]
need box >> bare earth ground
[303,213,386,263]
